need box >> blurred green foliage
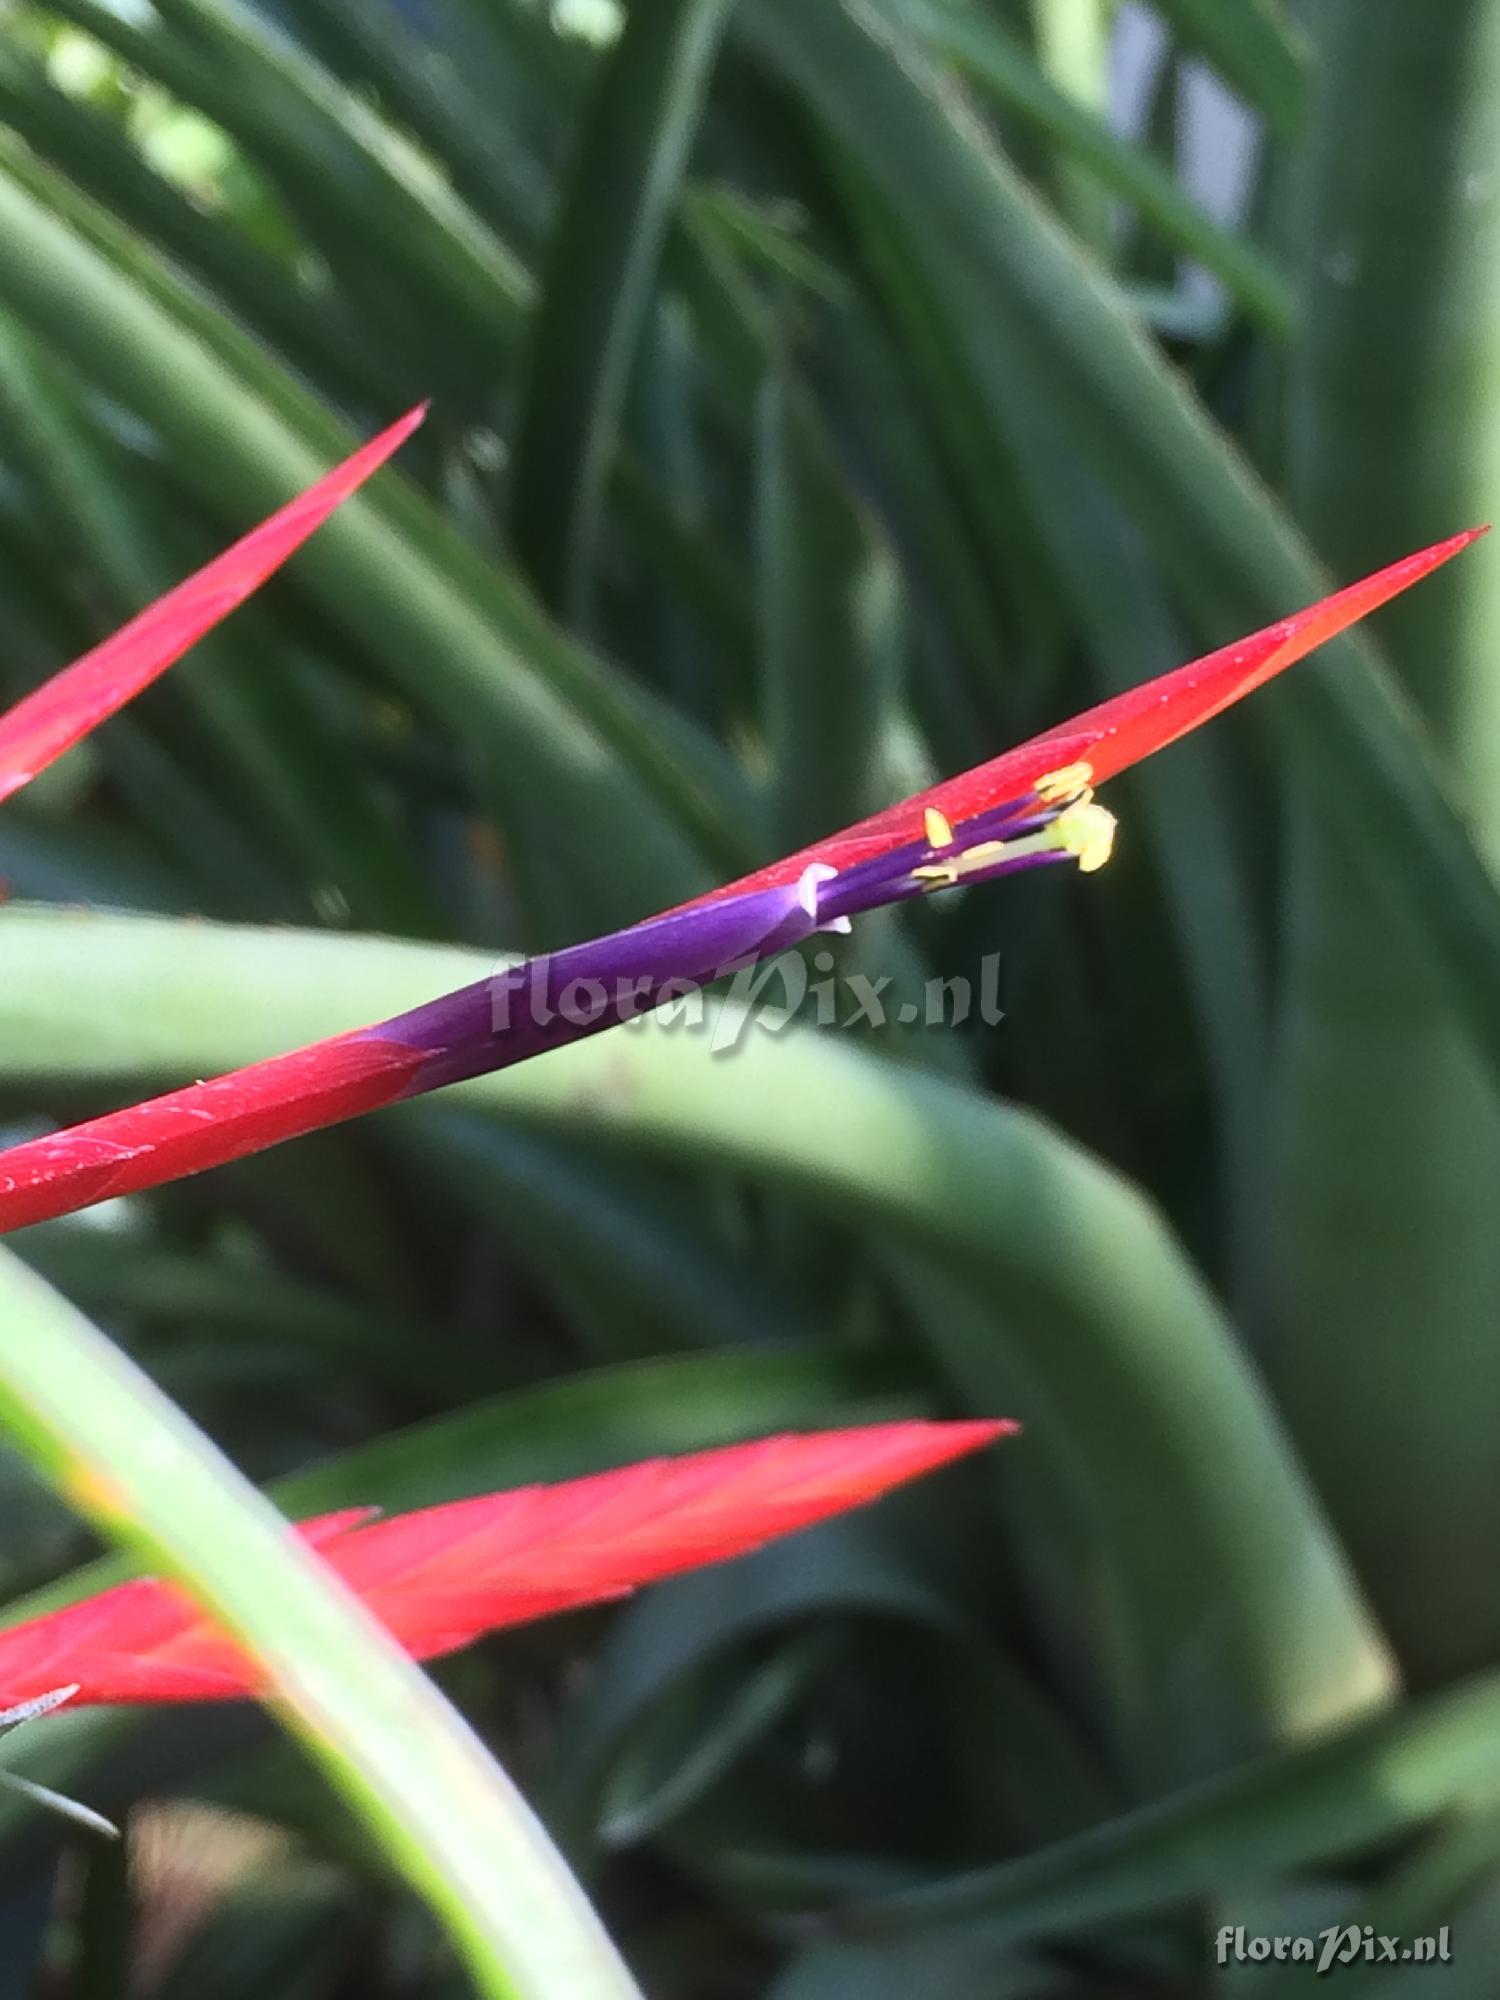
[0,0,1497,1992]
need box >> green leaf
[895,0,1294,334]
[48,0,531,360]
[852,1668,1500,1948]
[11,1225,450,1405]
[0,1248,642,2000]
[1146,0,1308,141]
[0,908,1393,1773]
[1018,0,1115,251]
[1264,0,1500,1680]
[755,368,897,849]
[397,1111,826,1361]
[510,0,737,617]
[1255,1800,1500,1998]
[288,0,552,249]
[0,40,406,413]
[768,1936,1049,2000]
[546,1504,1107,1867]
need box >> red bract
[712,528,1487,898]
[0,405,425,803]
[0,438,1480,1234]
[0,1423,1010,1706]
[0,1038,435,1232]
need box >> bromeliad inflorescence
[0,407,1482,1819]
[0,404,1480,1231]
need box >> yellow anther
[911,839,1022,888]
[1055,802,1116,874]
[923,806,954,849]
[909,807,1116,892]
[1034,760,1095,805]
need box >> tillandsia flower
[0,403,1481,1230]
[0,1422,1009,1708]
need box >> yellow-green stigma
[1056,800,1116,873]
[810,762,1116,929]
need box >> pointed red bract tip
[699,528,1486,898]
[0,1421,1013,1707]
[0,405,427,803]
[1036,524,1488,789]
[870,527,1487,846]
[925,527,1487,815]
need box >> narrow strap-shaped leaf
[0,1244,643,2000]
[47,0,529,349]
[853,1667,1500,1944]
[755,366,895,850]
[0,911,1396,1768]
[893,0,1293,334]
[0,40,406,414]
[510,0,737,616]
[1265,0,1500,1682]
[1147,0,1308,142]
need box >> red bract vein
[0,1423,1011,1706]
